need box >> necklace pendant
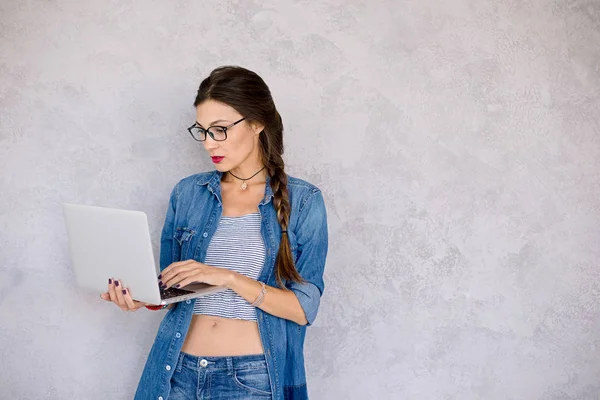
[241,181,248,190]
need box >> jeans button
[200,359,208,368]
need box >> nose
[203,136,219,151]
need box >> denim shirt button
[203,232,208,238]
[158,397,163,400]
[165,365,171,371]
[186,300,191,304]
[175,332,181,338]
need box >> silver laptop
[62,203,226,305]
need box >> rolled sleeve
[287,190,329,326]
[289,280,322,325]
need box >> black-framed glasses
[187,117,246,142]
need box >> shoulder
[285,174,325,214]
[286,174,328,236]
[286,174,322,195]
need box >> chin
[213,163,230,172]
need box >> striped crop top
[192,212,266,321]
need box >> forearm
[226,271,308,326]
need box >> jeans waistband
[178,351,267,372]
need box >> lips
[211,156,224,164]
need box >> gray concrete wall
[1,0,599,399]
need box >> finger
[161,265,197,287]
[100,292,111,301]
[113,280,128,311]
[108,278,118,303]
[127,293,148,310]
[163,268,196,288]
[160,260,197,281]
[160,261,196,284]
[165,270,201,289]
[172,274,201,290]
[122,287,136,310]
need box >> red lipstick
[211,156,224,164]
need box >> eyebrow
[196,119,230,128]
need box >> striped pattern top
[193,212,265,321]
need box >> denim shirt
[134,170,329,400]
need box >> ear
[251,121,265,135]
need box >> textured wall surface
[1,0,599,399]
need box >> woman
[101,65,329,400]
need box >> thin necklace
[228,166,265,191]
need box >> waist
[181,314,264,356]
[178,351,267,371]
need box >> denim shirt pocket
[173,227,196,261]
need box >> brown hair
[193,65,303,287]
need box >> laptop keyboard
[160,286,194,300]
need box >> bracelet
[145,304,168,311]
[250,282,267,307]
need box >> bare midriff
[180,178,266,357]
[181,314,264,356]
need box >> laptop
[62,203,227,305]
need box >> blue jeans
[169,351,272,399]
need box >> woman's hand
[100,278,153,312]
[159,260,234,289]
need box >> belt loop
[226,357,234,376]
[175,351,185,373]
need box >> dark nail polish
[115,281,120,287]
[159,281,163,286]
[108,278,112,284]
[175,284,180,288]
[122,289,127,295]
[158,274,162,279]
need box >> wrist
[224,270,238,288]
[251,281,268,308]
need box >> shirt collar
[196,170,274,205]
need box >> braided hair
[193,65,303,287]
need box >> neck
[223,147,267,183]
[226,164,267,183]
